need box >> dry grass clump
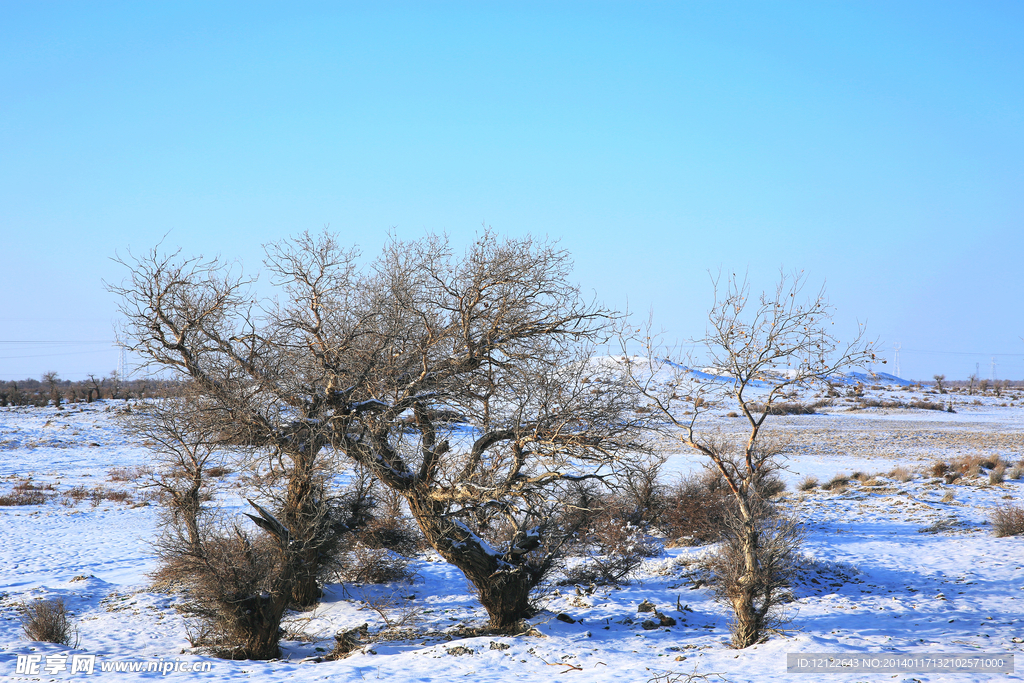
[798,476,819,491]
[907,400,945,411]
[991,503,1024,537]
[888,466,913,483]
[940,491,956,503]
[107,465,154,482]
[821,474,850,491]
[744,401,827,416]
[55,484,134,507]
[21,598,78,647]
[0,479,54,506]
[1009,464,1024,480]
[929,461,949,477]
[337,547,413,585]
[60,485,91,506]
[205,466,233,478]
[989,466,1006,485]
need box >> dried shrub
[940,491,955,503]
[929,461,949,477]
[21,598,78,647]
[108,466,154,482]
[659,471,734,545]
[821,474,850,491]
[562,501,661,586]
[888,467,913,483]
[989,466,1006,485]
[326,623,368,660]
[992,504,1024,537]
[206,466,233,478]
[744,401,817,416]
[89,487,133,506]
[338,547,413,584]
[1009,464,1024,480]
[798,476,818,491]
[159,525,291,660]
[0,485,50,506]
[0,479,56,505]
[907,400,945,411]
[60,486,90,506]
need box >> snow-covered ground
[2,386,1023,682]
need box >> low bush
[21,598,77,647]
[0,479,55,505]
[108,466,154,482]
[744,401,819,416]
[821,474,850,491]
[991,503,1024,537]
[159,525,292,660]
[659,471,734,545]
[888,466,913,483]
[337,547,413,584]
[907,400,945,411]
[798,476,818,491]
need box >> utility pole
[114,334,127,381]
[991,356,997,381]
[892,342,901,379]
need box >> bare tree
[110,231,650,630]
[125,391,222,552]
[621,270,876,647]
[42,371,62,408]
[933,374,946,393]
[86,374,103,402]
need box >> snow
[2,391,1023,682]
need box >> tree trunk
[406,494,536,631]
[730,519,763,648]
[282,448,325,607]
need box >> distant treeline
[0,373,186,407]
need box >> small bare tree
[933,374,946,393]
[42,371,62,408]
[124,392,222,552]
[622,270,876,647]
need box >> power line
[0,350,115,360]
[0,340,114,344]
[900,348,1024,357]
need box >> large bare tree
[622,270,877,647]
[112,231,649,629]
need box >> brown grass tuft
[21,598,78,647]
[992,503,1024,537]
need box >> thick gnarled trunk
[406,494,537,631]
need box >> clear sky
[2,1,1022,382]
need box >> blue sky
[2,1,1022,381]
